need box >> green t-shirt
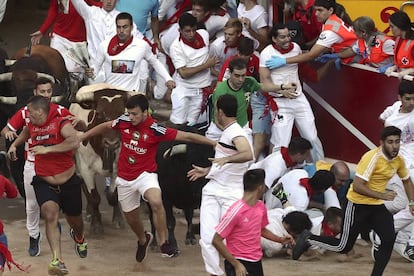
[212,77,261,127]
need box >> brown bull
[11,45,68,86]
[70,83,136,234]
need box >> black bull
[150,137,214,251]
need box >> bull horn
[5,59,16,66]
[163,144,187,159]
[75,83,119,102]
[51,95,64,103]
[36,72,55,83]
[0,72,13,82]
[128,91,145,97]
[0,96,17,104]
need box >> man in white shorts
[80,94,216,261]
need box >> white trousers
[50,33,87,74]
[270,94,324,162]
[23,161,39,238]
[199,180,243,275]
[385,173,414,246]
[170,85,203,125]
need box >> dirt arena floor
[0,1,413,275]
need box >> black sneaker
[403,244,414,262]
[272,182,288,205]
[28,233,41,257]
[292,229,312,260]
[70,228,88,258]
[136,231,153,262]
[160,240,179,258]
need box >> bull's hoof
[185,233,197,245]
[150,239,159,252]
[112,220,125,229]
[90,224,104,235]
[85,214,92,223]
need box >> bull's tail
[24,43,32,57]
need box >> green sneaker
[70,228,88,258]
[48,259,68,276]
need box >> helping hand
[315,53,339,63]
[378,63,394,74]
[265,56,286,69]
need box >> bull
[0,45,68,197]
[151,131,214,252]
[70,83,138,234]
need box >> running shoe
[70,228,88,258]
[160,240,179,257]
[136,231,153,262]
[48,259,68,276]
[28,232,41,257]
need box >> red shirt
[292,0,322,43]
[39,0,100,42]
[112,115,178,181]
[218,54,260,82]
[7,103,72,161]
[28,109,74,176]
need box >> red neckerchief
[321,222,338,237]
[179,32,206,49]
[215,8,226,16]
[224,35,244,54]
[200,12,212,23]
[281,147,295,167]
[272,42,294,54]
[107,35,134,56]
[0,242,31,272]
[299,178,314,197]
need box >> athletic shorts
[224,259,263,276]
[32,174,82,216]
[250,92,271,135]
[116,172,160,213]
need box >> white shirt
[95,36,172,91]
[381,101,414,168]
[278,169,310,211]
[209,35,238,78]
[170,29,211,88]
[260,43,303,96]
[207,122,252,187]
[249,150,289,189]
[237,3,268,47]
[315,30,343,49]
[204,13,230,40]
[71,0,142,69]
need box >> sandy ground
[1,193,414,276]
[0,1,414,276]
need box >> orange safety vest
[323,14,357,63]
[394,37,414,69]
[357,34,394,67]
